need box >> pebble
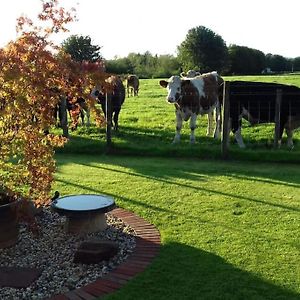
[0,208,136,299]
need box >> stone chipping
[0,208,136,300]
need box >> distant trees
[293,57,300,71]
[63,29,299,77]
[106,52,181,78]
[265,54,292,73]
[61,35,102,62]
[228,45,265,75]
[177,26,228,73]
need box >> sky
[1,0,300,60]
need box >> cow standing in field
[159,71,223,144]
[92,75,125,131]
[228,81,300,148]
[180,70,218,137]
[127,75,139,97]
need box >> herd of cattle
[60,71,300,148]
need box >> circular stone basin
[51,194,115,234]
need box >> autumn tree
[0,0,106,206]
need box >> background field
[53,75,300,299]
[57,74,300,163]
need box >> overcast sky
[1,0,299,59]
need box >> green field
[57,74,300,163]
[54,75,300,299]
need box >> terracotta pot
[0,198,21,248]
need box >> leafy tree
[61,35,102,62]
[293,57,300,71]
[0,0,106,207]
[228,45,265,75]
[153,55,181,78]
[265,54,290,72]
[106,57,133,74]
[177,26,228,73]
[106,53,180,78]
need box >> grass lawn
[54,154,300,299]
[53,74,300,299]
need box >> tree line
[62,26,300,78]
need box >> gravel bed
[0,208,136,300]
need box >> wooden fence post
[106,93,112,151]
[221,81,230,159]
[274,89,282,148]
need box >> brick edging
[49,208,161,300]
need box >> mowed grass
[53,74,300,299]
[54,154,300,300]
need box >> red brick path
[48,208,161,300]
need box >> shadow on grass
[55,123,300,163]
[67,159,300,213]
[115,242,300,300]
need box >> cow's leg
[234,126,246,148]
[83,107,90,126]
[214,102,222,139]
[189,113,197,144]
[173,110,182,143]
[113,108,121,131]
[286,128,294,148]
[80,109,85,125]
[207,111,214,136]
[127,86,130,98]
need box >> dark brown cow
[229,81,300,148]
[159,72,223,143]
[91,75,125,131]
[127,75,139,97]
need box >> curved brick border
[49,208,161,300]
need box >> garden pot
[0,198,21,248]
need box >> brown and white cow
[180,69,216,137]
[127,75,139,97]
[160,72,223,144]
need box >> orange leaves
[0,0,107,207]
[38,0,76,34]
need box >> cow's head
[160,76,190,104]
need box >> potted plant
[0,0,106,248]
[0,185,22,248]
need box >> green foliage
[265,53,291,73]
[293,57,300,71]
[106,57,134,74]
[228,45,266,75]
[106,52,181,78]
[177,26,228,73]
[61,35,102,62]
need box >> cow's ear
[181,80,190,86]
[159,80,168,88]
